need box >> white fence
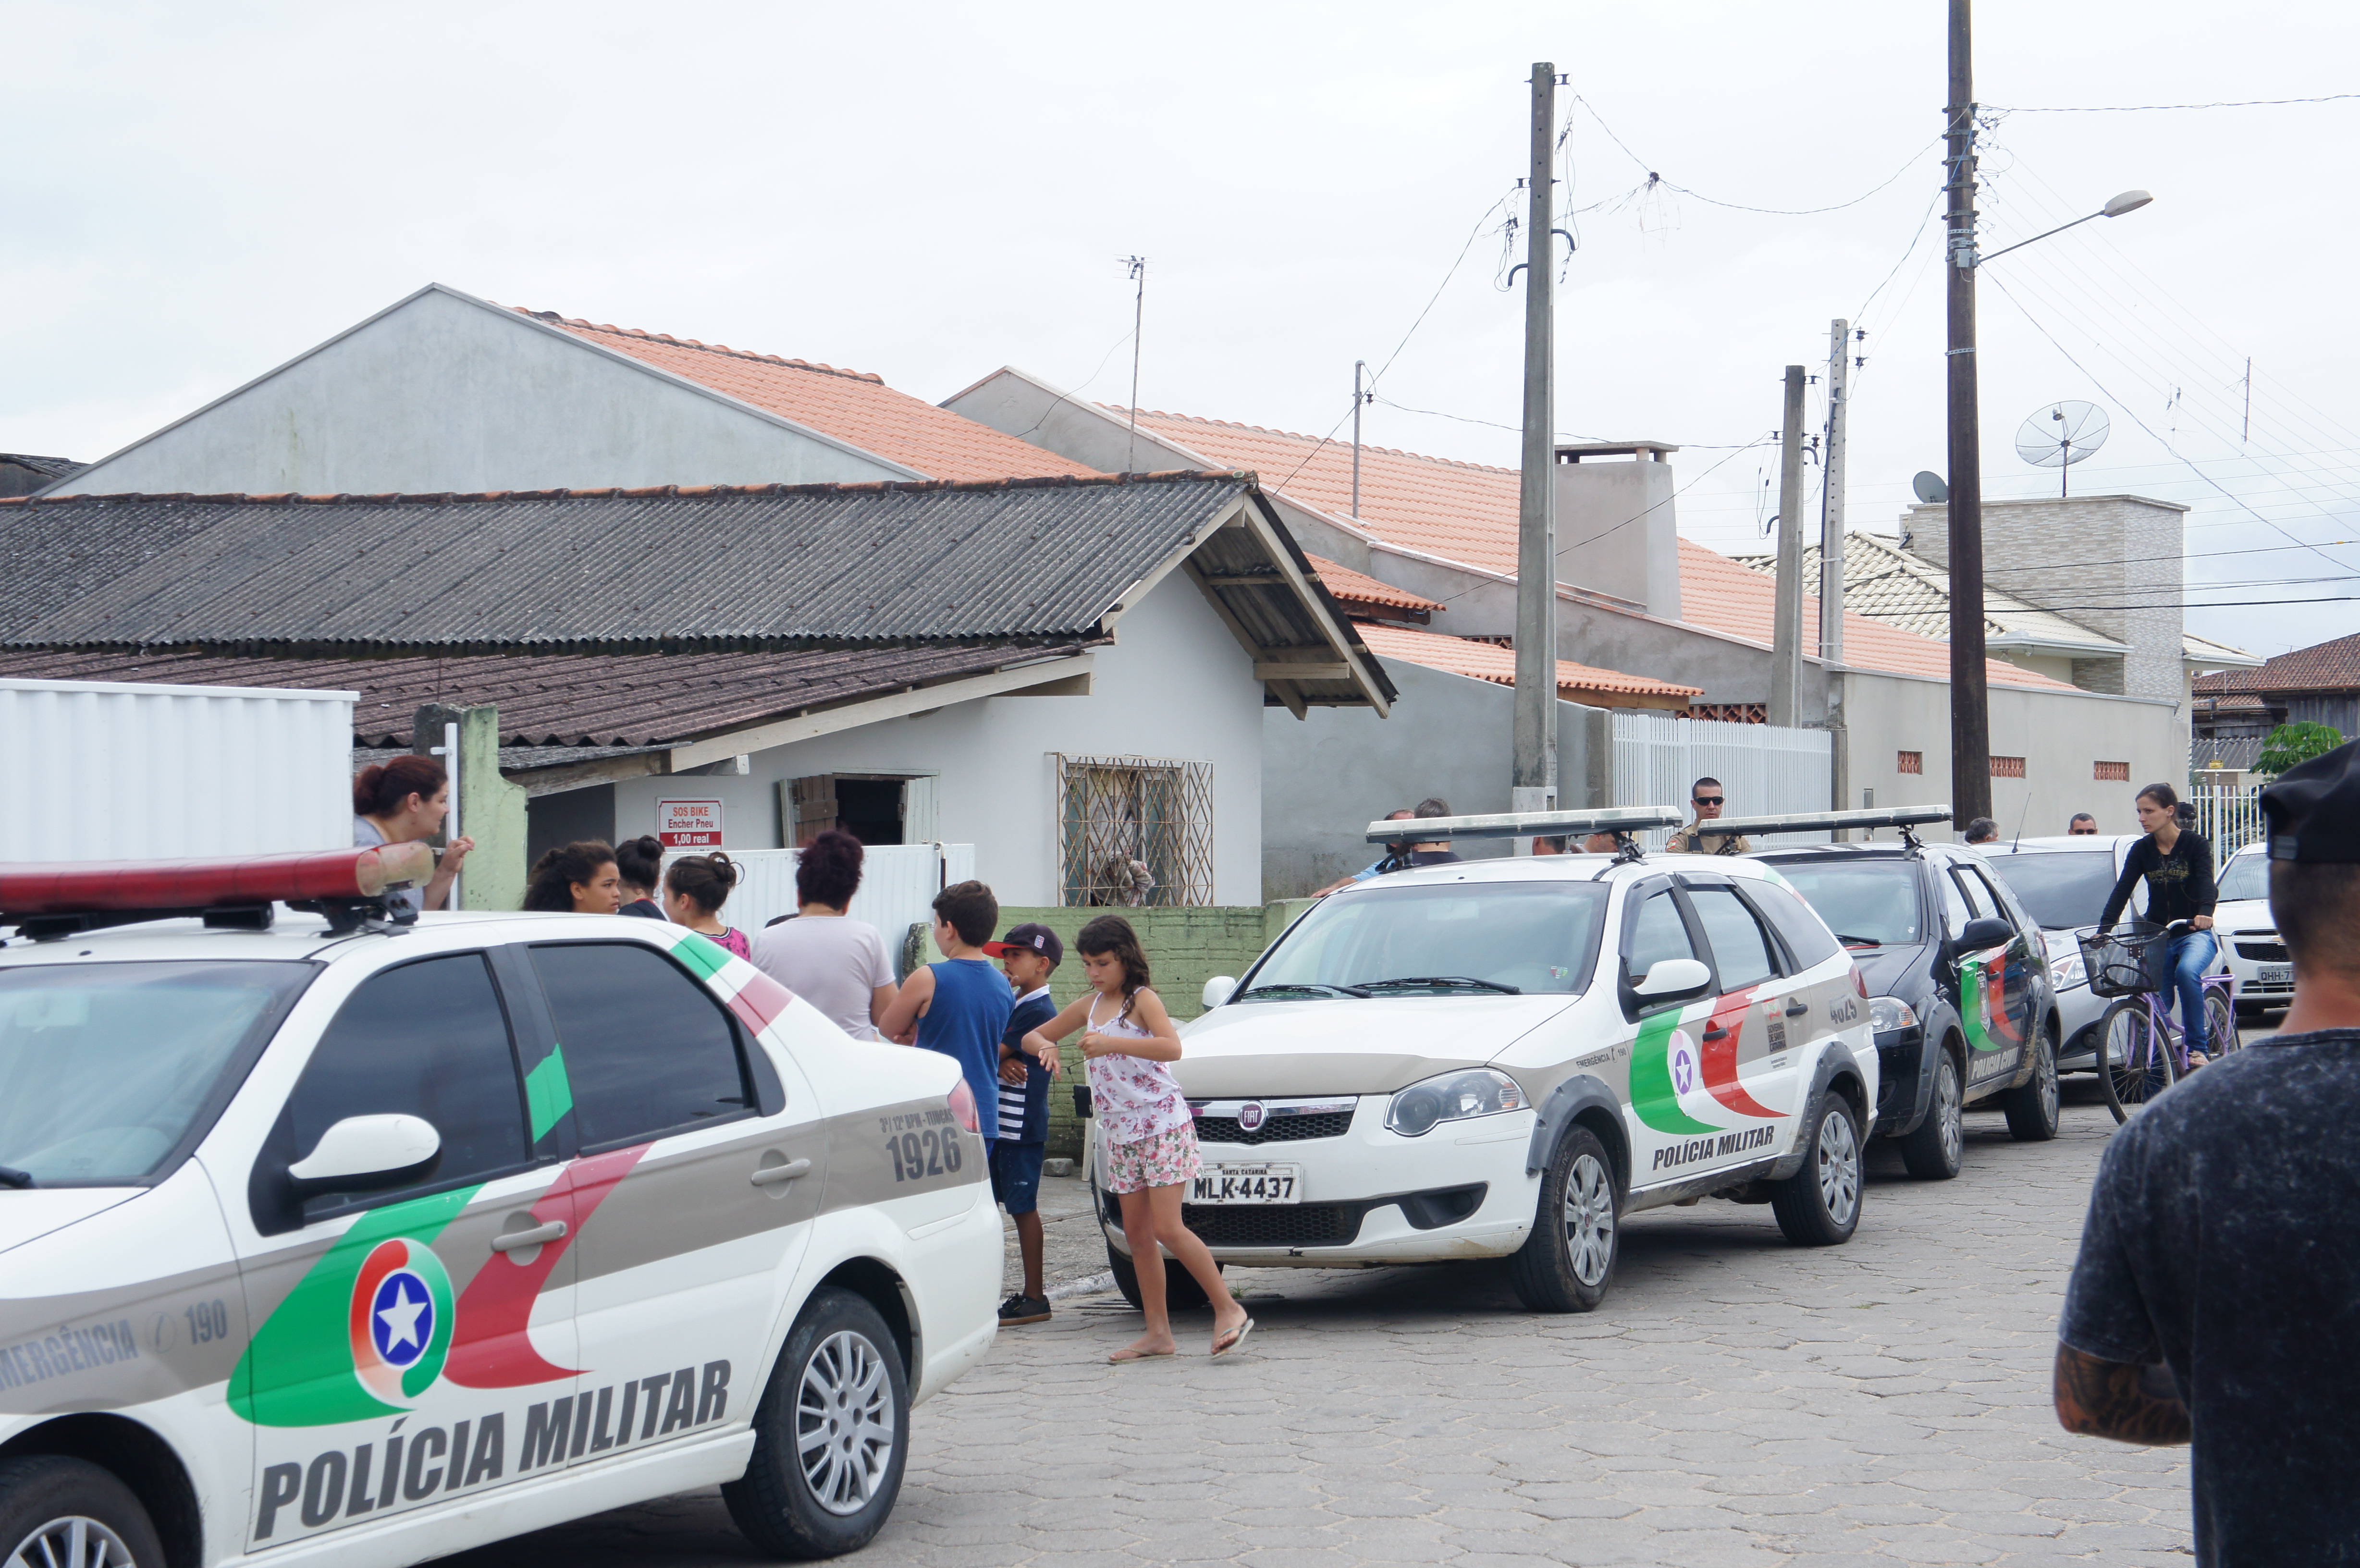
[2187,780,2266,855]
[1611,711,1833,849]
[661,843,975,976]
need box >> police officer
[2053,738,2360,1565]
[1666,777,1751,856]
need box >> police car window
[1939,870,1974,939]
[1687,884,1781,992]
[1952,866,1998,922]
[1624,890,1696,984]
[1743,880,1844,969]
[1961,865,2016,930]
[529,943,751,1150]
[286,954,529,1216]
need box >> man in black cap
[2053,738,2360,1564]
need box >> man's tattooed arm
[2052,1343,2191,1445]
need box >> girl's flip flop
[1108,1346,1177,1364]
[1211,1318,1255,1358]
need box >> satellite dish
[2016,400,2110,497]
[1911,471,1949,504]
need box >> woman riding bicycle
[2098,781,2220,1066]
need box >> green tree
[2256,720,2344,776]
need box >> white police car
[1093,808,1883,1314]
[0,847,998,1567]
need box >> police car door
[519,936,824,1470]
[1675,875,1801,1167]
[1618,882,1757,1188]
[1942,862,2027,1090]
[1956,861,2037,1089]
[223,948,578,1551]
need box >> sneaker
[998,1294,1052,1326]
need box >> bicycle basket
[2079,931,2159,1000]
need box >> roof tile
[1357,622,1701,705]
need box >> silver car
[2212,845,2293,1015]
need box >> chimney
[1555,441,1682,619]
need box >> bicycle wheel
[2099,1000,2175,1123]
[2203,987,2238,1061]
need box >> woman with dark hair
[613,834,667,920]
[749,830,897,1039]
[2100,781,2223,1066]
[523,841,622,914]
[353,756,474,913]
[664,852,750,958]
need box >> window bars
[1053,754,1215,908]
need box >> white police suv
[0,846,998,1567]
[1093,808,1883,1314]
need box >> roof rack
[0,845,434,941]
[1697,805,1953,851]
[1364,806,1683,845]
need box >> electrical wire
[1574,95,1943,217]
[1991,93,2360,113]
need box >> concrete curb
[1046,1270,1116,1301]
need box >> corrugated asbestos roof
[0,472,1249,655]
[0,644,1098,749]
[0,453,83,478]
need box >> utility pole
[1352,359,1370,517]
[1820,319,1849,668]
[1511,61,1560,826]
[1944,0,1993,828]
[1769,366,1807,729]
[1122,255,1147,473]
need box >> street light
[1977,190,2153,268]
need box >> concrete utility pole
[1352,359,1370,518]
[1512,61,1560,824]
[1769,367,1807,728]
[1944,0,1993,826]
[1820,319,1849,667]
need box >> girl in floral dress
[1023,915,1252,1362]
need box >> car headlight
[1868,997,1919,1035]
[2049,951,2087,991]
[1386,1068,1528,1137]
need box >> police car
[0,846,998,1567]
[1093,807,1882,1315]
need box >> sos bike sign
[656,798,724,849]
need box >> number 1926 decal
[885,1127,962,1182]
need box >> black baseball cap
[985,922,1064,963]
[2262,739,2360,863]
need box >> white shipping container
[0,677,356,862]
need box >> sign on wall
[656,797,724,848]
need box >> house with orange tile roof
[947,366,2193,846]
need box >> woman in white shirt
[353,756,473,912]
[749,830,897,1040]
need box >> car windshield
[1245,880,1609,997]
[2216,851,2269,903]
[1770,861,1923,949]
[1983,849,2120,929]
[0,960,312,1187]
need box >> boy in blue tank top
[878,880,1014,1144]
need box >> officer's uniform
[1667,825,1752,856]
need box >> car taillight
[1854,965,1869,999]
[947,1078,980,1134]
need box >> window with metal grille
[1053,754,1214,907]
[1896,750,1923,775]
[2094,760,2129,782]
[1991,756,2027,779]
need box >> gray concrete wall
[59,285,909,497]
[1557,456,1681,619]
[1261,656,1608,899]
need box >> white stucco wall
[59,285,908,497]
[611,575,1266,906]
[1837,669,2186,839]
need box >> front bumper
[1873,1025,1928,1135]
[1098,1102,1542,1266]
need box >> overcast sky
[9,1,2355,656]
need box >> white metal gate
[1611,711,1833,848]
[2187,780,2266,855]
[660,843,975,975]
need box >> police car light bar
[1694,805,1954,838]
[1364,806,1684,844]
[0,845,435,938]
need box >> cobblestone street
[445,1074,2203,1567]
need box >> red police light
[0,844,435,918]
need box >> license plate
[2260,964,2293,985]
[1189,1163,1302,1204]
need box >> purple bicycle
[2077,920,2238,1124]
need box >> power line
[1991,93,2360,113]
[1575,95,1942,216]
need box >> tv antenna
[2014,400,2110,498]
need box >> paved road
[440,1062,2225,1568]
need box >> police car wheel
[2003,1024,2062,1142]
[0,1457,166,1568]
[1771,1093,1864,1246]
[1897,1047,1964,1180]
[1106,1238,1216,1313]
[723,1287,910,1559]
[1508,1125,1619,1313]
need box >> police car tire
[2002,1024,2062,1142]
[1106,1238,1216,1313]
[1507,1125,1619,1314]
[722,1287,910,1559]
[0,1456,167,1568]
[1771,1093,1864,1247]
[1897,1048,1964,1180]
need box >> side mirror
[1634,957,1713,1002]
[1202,975,1239,1009]
[287,1115,441,1196]
[1956,917,2014,953]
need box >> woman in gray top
[750,830,898,1040]
[353,756,472,913]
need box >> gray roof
[0,453,85,479]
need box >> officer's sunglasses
[1693,795,1725,807]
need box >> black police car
[1756,839,2061,1178]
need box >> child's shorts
[991,1139,1046,1214]
[1104,1121,1202,1194]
